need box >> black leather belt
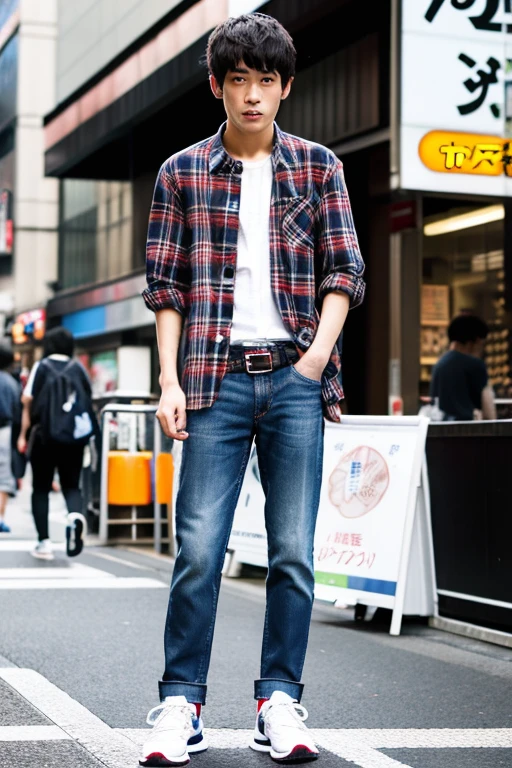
[227,341,299,374]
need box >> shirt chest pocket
[281,196,316,252]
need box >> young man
[141,13,365,766]
[431,314,496,421]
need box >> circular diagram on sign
[328,445,389,518]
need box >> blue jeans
[159,364,324,704]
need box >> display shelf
[420,320,449,327]
[420,356,439,365]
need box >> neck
[450,341,474,355]
[222,120,274,161]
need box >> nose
[245,83,261,103]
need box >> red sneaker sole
[139,753,190,767]
[271,744,319,764]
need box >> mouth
[242,111,262,117]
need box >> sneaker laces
[263,701,309,731]
[146,700,196,739]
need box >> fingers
[157,410,188,440]
[156,399,189,441]
[175,404,188,435]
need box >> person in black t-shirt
[18,328,93,560]
[430,314,496,422]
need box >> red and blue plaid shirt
[143,123,365,421]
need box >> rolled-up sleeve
[317,158,365,308]
[142,163,190,316]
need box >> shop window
[420,203,506,401]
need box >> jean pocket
[290,364,322,386]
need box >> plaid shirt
[143,123,365,420]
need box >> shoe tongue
[269,691,295,705]
[164,695,190,706]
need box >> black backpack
[33,359,95,445]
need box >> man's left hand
[294,349,328,382]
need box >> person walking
[430,314,496,421]
[0,346,21,533]
[18,327,94,560]
[141,13,365,766]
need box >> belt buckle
[244,351,273,374]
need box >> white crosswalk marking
[1,668,511,768]
[0,566,115,579]
[0,540,166,589]
[0,577,166,589]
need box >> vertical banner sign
[401,0,512,196]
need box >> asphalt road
[0,500,511,768]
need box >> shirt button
[234,161,243,174]
[224,266,235,279]
[215,334,224,343]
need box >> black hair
[206,13,296,88]
[448,314,489,344]
[0,345,13,371]
[43,327,74,358]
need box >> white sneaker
[31,539,54,561]
[66,512,86,557]
[139,695,207,766]
[250,691,319,763]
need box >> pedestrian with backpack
[17,327,96,560]
[0,345,21,533]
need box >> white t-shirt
[24,354,70,397]
[230,156,292,343]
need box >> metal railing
[99,403,165,553]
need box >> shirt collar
[208,121,297,175]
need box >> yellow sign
[419,131,511,177]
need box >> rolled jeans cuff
[159,680,207,704]
[254,678,304,702]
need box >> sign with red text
[313,417,433,634]
[401,1,512,195]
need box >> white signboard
[313,418,432,634]
[228,416,435,635]
[401,0,512,195]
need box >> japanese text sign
[401,0,512,195]
[314,422,424,606]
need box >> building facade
[0,0,58,369]
[41,0,512,412]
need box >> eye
[262,77,274,83]
[232,76,245,83]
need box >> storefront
[395,1,511,414]
[46,272,158,398]
[420,201,506,399]
[10,308,46,384]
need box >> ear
[209,74,223,99]
[281,76,294,101]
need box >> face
[210,62,292,136]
